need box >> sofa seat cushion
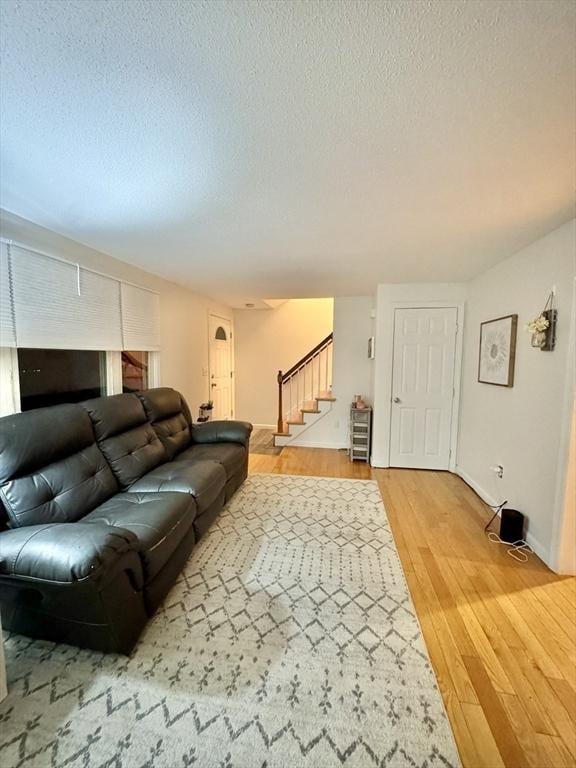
[177,443,246,480]
[130,461,226,514]
[0,522,139,584]
[82,492,195,583]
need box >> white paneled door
[390,307,458,470]
[208,315,233,420]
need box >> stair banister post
[277,370,284,433]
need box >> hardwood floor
[249,444,576,768]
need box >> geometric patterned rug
[0,474,461,767]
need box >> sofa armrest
[0,522,139,585]
[191,420,253,447]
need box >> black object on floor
[500,508,525,543]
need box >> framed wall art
[478,314,518,387]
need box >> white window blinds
[0,242,16,347]
[121,283,161,351]
[10,245,123,350]
[1,241,161,351]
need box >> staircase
[273,333,336,447]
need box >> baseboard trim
[252,423,276,430]
[286,440,349,450]
[455,465,549,565]
[455,466,500,507]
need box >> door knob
[393,396,401,403]
[211,383,217,388]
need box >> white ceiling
[1,0,574,306]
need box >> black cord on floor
[484,500,508,532]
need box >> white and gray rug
[0,474,460,768]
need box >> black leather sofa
[0,388,252,653]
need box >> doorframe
[378,301,465,472]
[207,312,235,419]
[0,347,20,416]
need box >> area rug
[0,474,460,768]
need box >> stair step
[316,390,335,401]
[275,392,337,445]
[273,420,291,437]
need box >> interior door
[389,307,457,469]
[208,315,232,420]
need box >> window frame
[0,348,161,415]
[96,350,161,395]
[120,350,158,394]
[0,347,20,415]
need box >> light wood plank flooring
[249,444,576,768]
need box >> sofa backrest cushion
[0,404,118,528]
[136,388,192,460]
[81,394,166,489]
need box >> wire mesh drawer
[350,407,372,462]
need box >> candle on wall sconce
[526,291,557,351]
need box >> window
[18,349,106,411]
[122,351,148,393]
[214,326,227,341]
[0,240,163,416]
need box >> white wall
[233,299,333,426]
[554,404,576,574]
[371,283,468,467]
[457,219,576,566]
[289,296,375,449]
[0,210,233,413]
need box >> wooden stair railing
[276,333,333,434]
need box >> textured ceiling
[1,0,575,305]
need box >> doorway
[208,314,233,420]
[389,307,458,469]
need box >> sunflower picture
[478,314,518,386]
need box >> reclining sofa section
[0,388,252,653]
